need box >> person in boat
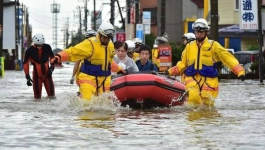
[136,44,158,72]
[151,44,160,72]
[130,38,143,61]
[113,41,139,72]
[70,30,97,85]
[165,18,245,107]
[23,33,55,99]
[51,22,125,101]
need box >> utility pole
[0,0,3,77]
[84,0,88,31]
[20,3,24,63]
[77,6,82,42]
[134,0,140,37]
[51,1,60,49]
[110,0,115,25]
[160,0,166,36]
[126,0,131,24]
[15,0,19,60]
[210,0,218,41]
[0,0,3,57]
[93,0,96,30]
[117,0,125,30]
[258,0,263,83]
[65,17,69,48]
[25,8,30,47]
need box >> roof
[218,24,258,38]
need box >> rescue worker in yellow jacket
[131,38,142,61]
[151,44,160,71]
[70,29,97,86]
[165,18,245,107]
[51,22,124,100]
[180,32,196,82]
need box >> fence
[218,53,262,79]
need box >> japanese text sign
[239,0,258,30]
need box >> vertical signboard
[136,24,143,41]
[116,33,126,42]
[158,45,172,71]
[142,11,151,34]
[130,5,135,24]
[239,0,258,30]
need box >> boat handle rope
[169,88,189,107]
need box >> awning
[218,24,258,38]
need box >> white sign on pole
[142,11,151,34]
[144,25,151,34]
[239,0,258,30]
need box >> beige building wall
[218,0,239,25]
[241,38,259,51]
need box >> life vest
[184,40,218,78]
[80,38,114,76]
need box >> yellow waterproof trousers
[184,74,219,107]
[78,73,111,100]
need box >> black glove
[70,77,74,84]
[240,74,245,81]
[25,74,33,86]
[165,69,169,75]
[48,65,55,77]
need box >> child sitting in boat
[136,45,158,72]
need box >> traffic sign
[136,24,143,41]
[142,11,151,34]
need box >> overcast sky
[19,0,126,49]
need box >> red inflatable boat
[110,72,187,109]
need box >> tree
[170,43,185,65]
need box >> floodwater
[0,64,265,150]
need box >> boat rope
[169,88,189,107]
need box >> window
[235,0,239,11]
[142,8,157,25]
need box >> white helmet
[85,30,96,38]
[153,44,158,48]
[192,18,210,31]
[132,38,142,45]
[183,33,196,41]
[125,40,135,50]
[97,22,115,37]
[32,33,45,45]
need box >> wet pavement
[0,63,265,150]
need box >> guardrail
[218,54,261,79]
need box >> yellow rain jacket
[152,47,160,67]
[167,37,245,106]
[58,35,121,100]
[75,60,83,86]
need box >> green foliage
[170,43,185,65]
[68,33,85,48]
[248,45,259,51]
[145,33,156,48]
